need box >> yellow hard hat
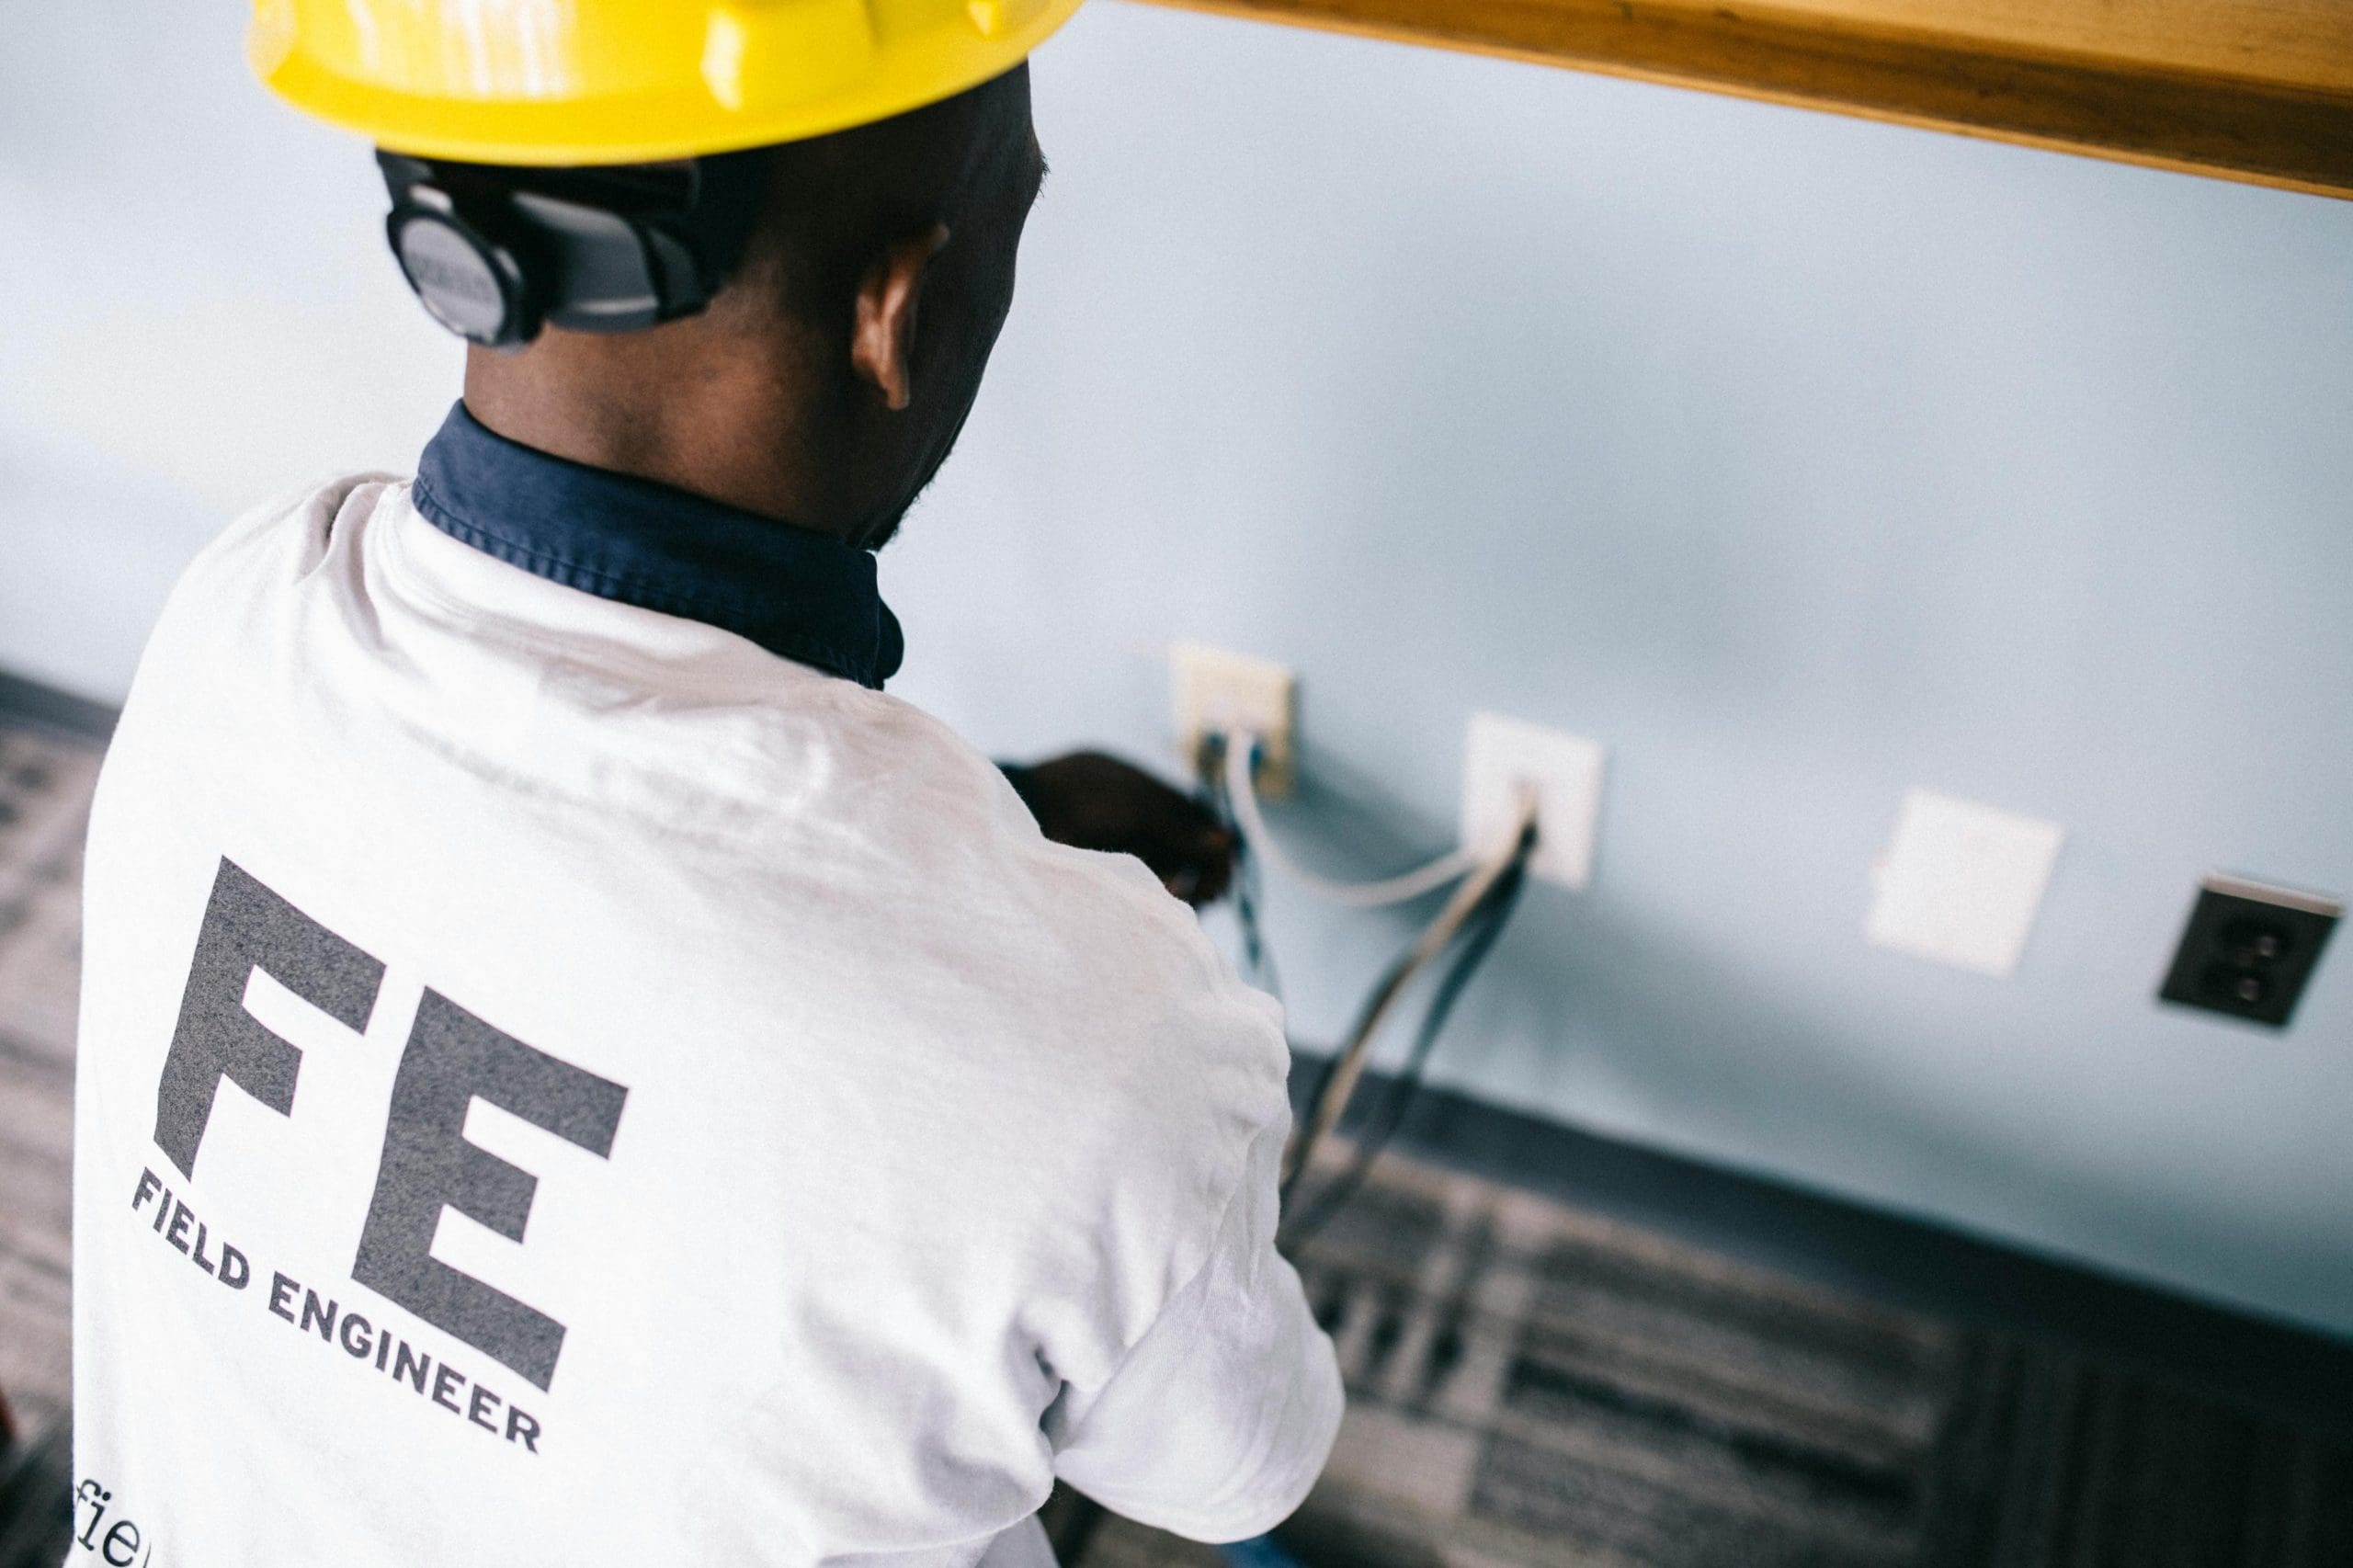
[249,0,1084,166]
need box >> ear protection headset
[376,149,770,349]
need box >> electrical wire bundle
[1059,740,1535,1568]
[1216,741,1285,1007]
[1278,837,1529,1249]
[1205,732,1540,1252]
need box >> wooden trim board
[1131,0,2353,200]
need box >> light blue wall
[6,4,2351,1332]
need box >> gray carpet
[0,724,90,1437]
[3,714,2348,1568]
[0,722,97,1568]
[1231,1153,2353,1568]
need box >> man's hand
[1003,752,1235,905]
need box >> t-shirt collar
[412,402,904,689]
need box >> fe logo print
[153,858,629,1392]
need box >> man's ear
[851,222,952,412]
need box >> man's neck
[460,332,855,538]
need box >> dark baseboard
[1290,1057,2353,1442]
[0,672,115,744]
[6,665,2346,1440]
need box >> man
[70,5,1341,1564]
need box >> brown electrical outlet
[2158,874,2341,1029]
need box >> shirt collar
[412,402,904,689]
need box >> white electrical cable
[1278,790,1538,1194]
[1222,730,1483,908]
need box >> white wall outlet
[1461,712,1607,889]
[1865,789,2064,977]
[1171,642,1297,796]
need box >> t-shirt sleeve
[1045,1122,1345,1543]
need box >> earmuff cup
[376,149,769,350]
[385,203,543,349]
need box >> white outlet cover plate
[1461,711,1606,889]
[1865,789,2064,977]
[1170,642,1296,788]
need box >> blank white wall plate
[1866,789,2065,977]
[1461,712,1607,889]
[1171,642,1297,795]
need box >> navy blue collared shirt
[413,403,904,689]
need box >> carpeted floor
[0,722,93,1568]
[3,713,2348,1568]
[1187,1151,2353,1568]
[0,723,92,1443]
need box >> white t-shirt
[71,475,1342,1567]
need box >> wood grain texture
[1129,0,2353,199]
[1740,0,2353,95]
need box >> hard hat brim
[252,0,1084,165]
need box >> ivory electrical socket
[1171,642,1296,796]
[1461,712,1607,889]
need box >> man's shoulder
[114,472,398,710]
[199,471,408,569]
[792,708,1290,1084]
